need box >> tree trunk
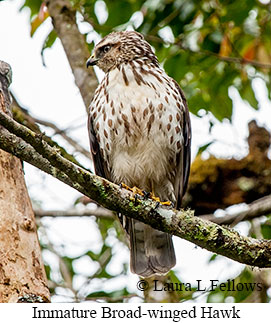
[46,0,98,110]
[0,61,50,302]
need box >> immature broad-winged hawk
[87,31,191,277]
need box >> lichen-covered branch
[0,110,271,268]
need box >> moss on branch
[186,120,271,215]
[1,110,271,268]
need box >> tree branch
[46,0,98,109]
[201,195,271,226]
[10,92,89,170]
[33,116,91,159]
[1,111,271,268]
[145,34,271,70]
[35,194,271,228]
[34,207,113,219]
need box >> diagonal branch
[0,110,271,268]
[11,92,91,160]
[201,195,271,226]
[33,116,91,159]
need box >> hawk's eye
[102,45,111,53]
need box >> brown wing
[172,80,191,209]
[88,113,111,180]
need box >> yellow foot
[120,183,144,197]
[120,183,172,206]
[149,194,172,206]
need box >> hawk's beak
[86,55,99,68]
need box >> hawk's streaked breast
[89,58,185,193]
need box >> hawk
[87,31,191,277]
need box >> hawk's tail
[129,219,176,277]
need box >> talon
[120,183,172,206]
[154,202,160,209]
[150,195,160,203]
[143,190,151,199]
[160,200,172,206]
[120,182,144,197]
[149,192,172,206]
[134,194,139,205]
[131,187,144,197]
[120,182,132,191]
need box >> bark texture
[0,61,50,303]
[46,0,98,109]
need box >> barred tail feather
[129,219,176,277]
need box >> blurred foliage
[20,0,271,302]
[207,268,269,303]
[22,0,271,121]
[38,214,134,302]
[261,215,271,239]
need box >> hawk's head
[86,31,158,73]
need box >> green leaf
[261,219,271,239]
[86,288,130,302]
[221,0,255,26]
[104,0,143,29]
[41,29,58,66]
[196,141,214,156]
[20,0,43,19]
[208,254,218,262]
[211,86,233,121]
[164,50,191,82]
[96,216,115,241]
[203,68,237,121]
[238,80,259,110]
[168,270,183,285]
[44,263,51,279]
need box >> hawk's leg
[149,181,173,206]
[149,193,172,206]
[120,183,172,206]
[120,183,145,197]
